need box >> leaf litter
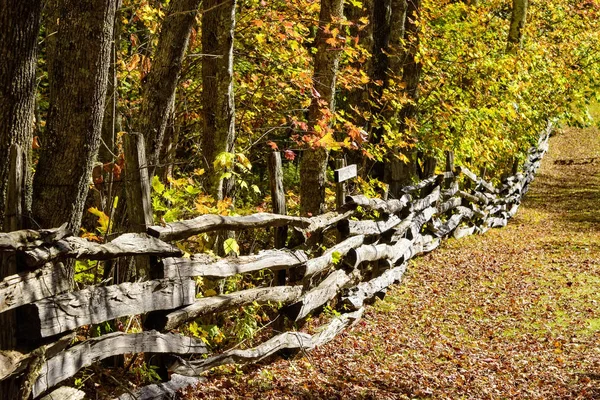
[183,126,600,399]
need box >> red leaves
[284,149,295,160]
[266,141,295,160]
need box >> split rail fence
[0,124,551,399]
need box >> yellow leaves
[87,207,111,235]
[316,132,341,151]
[194,194,214,214]
[217,198,233,215]
[255,33,266,44]
[236,153,252,171]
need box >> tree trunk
[0,5,42,398]
[371,0,392,85]
[0,0,42,232]
[384,0,421,197]
[386,0,409,78]
[507,0,528,52]
[299,0,345,216]
[339,0,373,127]
[99,2,122,167]
[0,5,42,394]
[398,0,422,132]
[138,0,202,175]
[32,0,117,233]
[366,0,408,186]
[201,0,236,200]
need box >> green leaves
[331,250,342,265]
[223,237,240,256]
[151,175,165,194]
[214,152,235,170]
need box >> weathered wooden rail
[0,124,551,399]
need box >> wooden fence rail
[0,123,552,399]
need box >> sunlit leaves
[87,207,111,235]
[223,237,240,256]
[417,0,600,171]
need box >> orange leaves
[345,122,367,147]
[127,53,140,71]
[283,149,296,160]
[126,53,151,79]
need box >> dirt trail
[187,126,600,400]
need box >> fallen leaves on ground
[183,126,600,399]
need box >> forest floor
[183,125,600,400]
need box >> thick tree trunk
[32,0,117,232]
[386,0,409,78]
[371,0,392,85]
[384,0,421,197]
[0,4,42,395]
[367,0,408,187]
[507,0,528,52]
[138,0,201,174]
[201,0,236,200]
[0,0,42,231]
[299,0,345,216]
[339,0,373,145]
[397,0,421,134]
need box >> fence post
[512,157,519,175]
[267,151,289,332]
[445,150,454,189]
[268,151,287,284]
[480,165,487,181]
[464,157,473,190]
[335,159,346,209]
[268,151,287,249]
[123,133,154,279]
[0,144,25,399]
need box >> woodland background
[1,0,598,239]
[0,0,600,396]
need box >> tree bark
[340,0,374,126]
[138,0,202,174]
[201,0,236,200]
[99,2,122,166]
[386,0,408,77]
[0,0,42,231]
[368,0,410,191]
[32,0,117,233]
[371,0,392,85]
[397,0,422,137]
[299,0,345,216]
[0,3,42,397]
[384,0,421,197]
[506,0,528,52]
